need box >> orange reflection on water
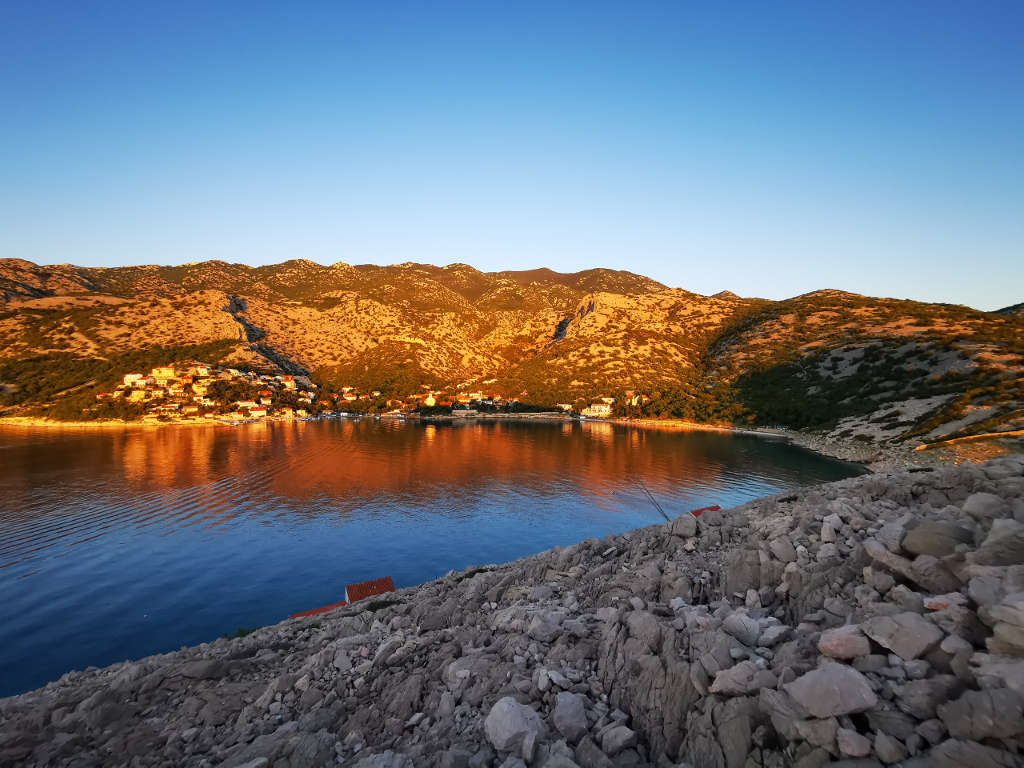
[0,419,732,560]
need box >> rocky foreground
[3,459,1024,768]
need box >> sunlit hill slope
[1,258,1021,445]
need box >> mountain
[994,302,1024,317]
[1,258,1021,444]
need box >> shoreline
[2,457,1021,766]
[0,416,227,430]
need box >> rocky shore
[3,457,1024,767]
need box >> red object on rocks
[290,600,347,619]
[345,576,396,603]
[689,505,721,518]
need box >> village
[93,364,322,423]
[87,361,646,424]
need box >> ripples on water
[0,419,862,696]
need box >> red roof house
[345,576,396,603]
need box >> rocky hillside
[2,457,1022,767]
[995,302,1024,317]
[2,258,1021,444]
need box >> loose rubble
[2,456,1024,767]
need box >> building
[424,394,437,407]
[555,403,574,411]
[582,403,613,417]
[345,576,395,604]
[123,373,145,387]
[151,366,176,380]
[249,408,267,418]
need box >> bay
[0,418,862,696]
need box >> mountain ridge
[1,258,1021,445]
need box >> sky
[1,2,1022,310]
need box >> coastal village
[88,361,640,424]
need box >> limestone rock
[937,688,1024,740]
[722,613,760,646]
[962,492,1009,521]
[902,520,974,558]
[551,692,588,744]
[599,725,637,756]
[484,697,547,756]
[836,727,872,757]
[818,625,871,659]
[668,513,697,538]
[972,519,1024,567]
[709,660,775,696]
[874,731,907,764]
[528,612,565,643]
[929,738,1020,767]
[862,612,943,660]
[784,662,878,718]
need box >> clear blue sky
[2,2,1022,310]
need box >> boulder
[836,727,872,757]
[770,537,797,563]
[862,613,943,660]
[551,692,588,744]
[528,613,564,643]
[962,492,1008,521]
[971,520,1024,567]
[818,625,871,659]
[902,520,974,558]
[484,697,547,756]
[709,661,775,696]
[895,676,961,720]
[794,717,838,751]
[668,513,697,538]
[937,689,1024,740]
[929,738,1021,767]
[784,662,878,718]
[722,613,760,646]
[874,731,907,764]
[599,725,637,757]
[574,737,613,768]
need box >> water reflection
[0,420,862,697]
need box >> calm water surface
[0,419,863,696]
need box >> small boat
[689,504,721,518]
[290,600,347,619]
